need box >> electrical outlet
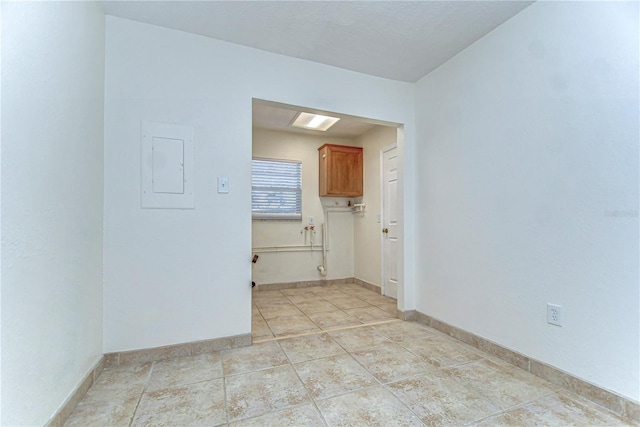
[547,304,563,326]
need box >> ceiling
[252,101,380,138]
[100,1,534,83]
[100,1,534,135]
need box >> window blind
[252,158,302,220]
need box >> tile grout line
[464,388,565,427]
[378,379,429,427]
[259,288,322,338]
[254,303,276,341]
[276,339,330,427]
[317,326,427,425]
[296,328,387,413]
[291,291,363,330]
[325,325,387,391]
[251,286,402,422]
[290,290,361,333]
[127,362,155,427]
[384,388,429,427]
[253,286,397,336]
[222,363,230,426]
[434,358,562,419]
[368,327,540,425]
[430,336,619,422]
[219,342,237,425]
[297,293,333,334]
[492,389,563,421]
[254,289,284,339]
[393,333,490,372]
[326,322,488,426]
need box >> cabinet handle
[382,228,389,234]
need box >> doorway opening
[250,99,404,341]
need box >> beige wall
[354,126,398,287]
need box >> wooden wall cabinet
[318,144,363,197]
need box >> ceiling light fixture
[291,112,340,131]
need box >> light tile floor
[65,284,632,426]
[252,284,398,341]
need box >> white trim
[380,143,397,298]
[252,156,302,164]
[252,245,323,253]
[252,213,302,221]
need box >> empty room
[2,1,638,426]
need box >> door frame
[251,98,407,314]
[380,142,398,298]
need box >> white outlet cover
[547,303,563,326]
[217,177,229,193]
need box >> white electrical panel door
[152,137,184,194]
[142,121,194,209]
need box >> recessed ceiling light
[291,112,340,131]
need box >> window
[252,158,302,220]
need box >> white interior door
[382,145,398,299]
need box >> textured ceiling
[100,1,534,83]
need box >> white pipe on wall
[252,245,323,253]
[317,222,328,276]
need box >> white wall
[354,125,398,287]
[103,16,415,352]
[0,2,4,423]
[1,2,105,425]
[252,128,357,284]
[415,1,639,400]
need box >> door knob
[382,228,389,234]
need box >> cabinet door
[319,144,363,197]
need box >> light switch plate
[218,177,229,193]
